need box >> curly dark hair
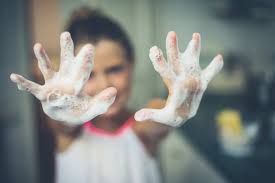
[65,7,135,63]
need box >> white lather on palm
[10,32,117,125]
[134,31,223,127]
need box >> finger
[10,73,43,100]
[73,44,95,94]
[202,54,224,85]
[33,43,54,81]
[184,33,201,56]
[75,44,94,77]
[59,32,74,74]
[149,46,175,80]
[166,31,181,74]
[183,33,201,67]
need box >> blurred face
[76,40,133,118]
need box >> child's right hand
[10,32,117,125]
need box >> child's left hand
[135,31,223,127]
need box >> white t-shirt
[55,117,162,183]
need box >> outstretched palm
[10,32,117,125]
[135,31,223,127]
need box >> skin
[10,31,223,155]
[135,32,224,127]
[10,33,117,125]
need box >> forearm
[134,99,172,144]
[134,120,171,156]
[46,118,81,152]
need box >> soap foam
[135,32,223,127]
[10,32,116,125]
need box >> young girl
[10,8,223,183]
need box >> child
[10,8,223,183]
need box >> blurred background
[1,0,275,183]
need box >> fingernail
[216,54,223,61]
[10,73,17,81]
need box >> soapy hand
[10,32,117,125]
[135,31,223,127]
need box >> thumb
[94,87,117,102]
[135,107,185,127]
[87,87,117,118]
[134,108,162,122]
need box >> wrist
[47,118,82,137]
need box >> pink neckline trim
[83,116,134,137]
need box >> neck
[92,108,132,132]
